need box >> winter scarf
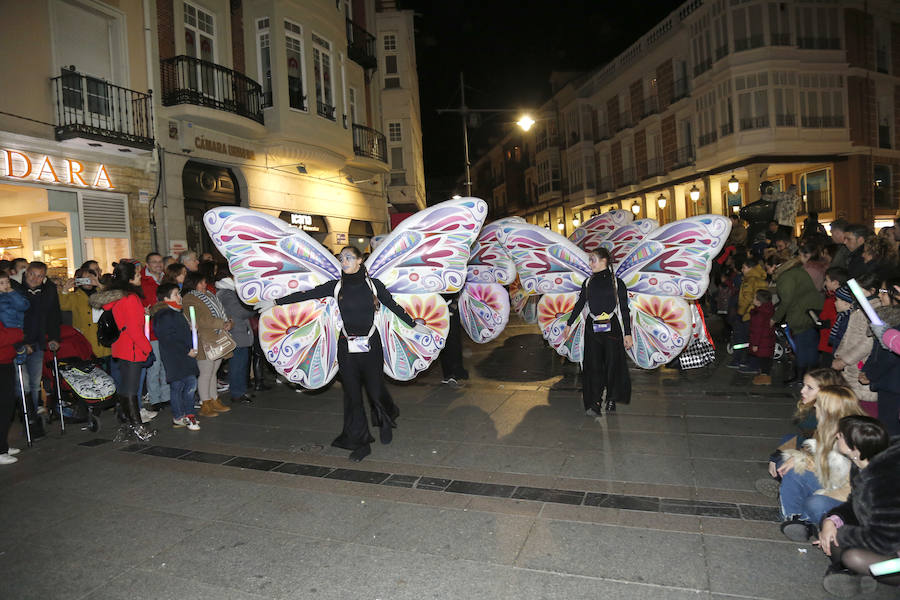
[187,290,226,320]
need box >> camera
[74,277,92,286]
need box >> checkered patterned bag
[678,337,716,370]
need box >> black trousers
[440,305,464,379]
[117,359,142,397]
[0,363,14,454]
[332,333,397,450]
[582,328,631,409]
[876,390,900,437]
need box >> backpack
[96,309,120,347]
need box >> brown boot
[208,398,231,413]
[198,401,219,417]
[752,373,772,386]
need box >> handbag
[202,329,236,361]
[678,336,717,370]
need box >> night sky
[402,0,685,192]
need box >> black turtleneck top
[565,270,631,335]
[276,268,416,336]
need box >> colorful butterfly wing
[376,293,449,380]
[615,215,731,300]
[600,218,659,267]
[258,300,340,389]
[537,292,585,363]
[569,210,633,252]
[204,207,341,305]
[627,292,692,369]
[459,282,510,343]
[499,222,590,295]
[509,277,538,323]
[365,197,487,295]
[466,217,523,285]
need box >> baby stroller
[42,325,117,432]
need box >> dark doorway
[183,161,241,261]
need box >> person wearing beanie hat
[829,285,855,351]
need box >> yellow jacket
[59,287,110,358]
[738,264,768,322]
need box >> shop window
[798,168,832,214]
[874,164,893,210]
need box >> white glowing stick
[847,279,884,326]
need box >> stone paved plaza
[1,319,897,599]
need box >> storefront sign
[194,136,256,160]
[169,239,188,257]
[278,211,328,233]
[0,148,114,189]
[334,232,348,245]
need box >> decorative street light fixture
[727,174,740,195]
[516,115,536,131]
[657,193,667,209]
[689,184,701,202]
[557,218,565,231]
[572,215,580,227]
[631,201,641,214]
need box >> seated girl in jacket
[815,415,900,597]
[776,384,866,542]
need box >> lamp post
[689,184,701,202]
[631,201,641,215]
[727,174,740,195]
[657,193,667,209]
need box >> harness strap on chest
[333,278,378,339]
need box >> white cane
[16,362,32,447]
[52,351,66,434]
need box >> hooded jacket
[863,305,900,395]
[215,278,254,347]
[89,288,152,362]
[827,438,900,556]
[748,301,775,357]
[772,258,823,334]
[13,277,61,349]
[737,264,768,322]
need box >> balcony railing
[52,68,153,150]
[642,157,664,178]
[160,55,263,124]
[771,32,791,46]
[671,145,695,168]
[693,58,712,77]
[346,18,377,70]
[801,115,845,128]
[740,115,770,130]
[673,77,689,101]
[698,131,718,147]
[776,114,796,126]
[720,122,734,137]
[615,110,633,132]
[597,176,614,193]
[316,100,336,121]
[352,124,387,162]
[734,35,765,52]
[797,37,840,50]
[536,135,559,153]
[642,95,659,118]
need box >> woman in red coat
[0,321,24,464]
[750,288,777,385]
[90,261,155,441]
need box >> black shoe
[780,517,817,542]
[379,422,393,445]
[349,444,371,462]
[236,394,253,404]
[605,400,617,413]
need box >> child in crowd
[736,257,769,373]
[151,282,200,430]
[828,285,854,352]
[0,270,30,329]
[749,289,776,384]
[818,267,848,365]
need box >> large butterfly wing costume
[204,197,488,389]
[500,213,731,368]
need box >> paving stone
[511,485,585,505]
[325,468,390,484]
[272,462,334,477]
[178,450,236,464]
[223,456,284,471]
[140,445,192,459]
[445,479,516,498]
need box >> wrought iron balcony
[346,18,377,70]
[670,145,695,169]
[715,45,728,60]
[776,114,796,126]
[160,55,263,124]
[771,32,791,46]
[641,157,664,178]
[693,59,712,77]
[801,115,845,128]
[615,111,633,132]
[618,167,637,187]
[352,124,387,162]
[734,35,765,52]
[52,68,154,150]
[720,122,734,137]
[797,37,840,50]
[740,115,770,130]
[698,131,718,147]
[316,100,336,121]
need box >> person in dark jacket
[861,279,900,437]
[815,416,900,596]
[216,272,254,403]
[151,283,200,430]
[89,261,155,442]
[562,248,633,416]
[749,289,776,385]
[843,224,870,279]
[0,321,24,464]
[274,246,430,462]
[12,261,61,438]
[768,254,824,383]
[439,292,468,384]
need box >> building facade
[468,0,900,237]
[0,0,425,276]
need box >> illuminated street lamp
[572,214,580,227]
[516,115,536,131]
[689,184,701,202]
[631,201,641,214]
[657,193,667,209]
[727,174,740,195]
[557,218,565,231]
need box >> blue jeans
[779,464,843,524]
[23,349,44,412]
[169,376,198,420]
[146,340,170,406]
[229,346,250,398]
[793,327,819,370]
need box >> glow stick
[847,279,884,326]
[144,314,150,339]
[870,557,900,576]
[188,305,198,350]
[732,343,749,350]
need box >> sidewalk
[0,321,895,599]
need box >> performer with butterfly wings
[203,197,488,462]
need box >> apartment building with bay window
[467,0,900,237]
